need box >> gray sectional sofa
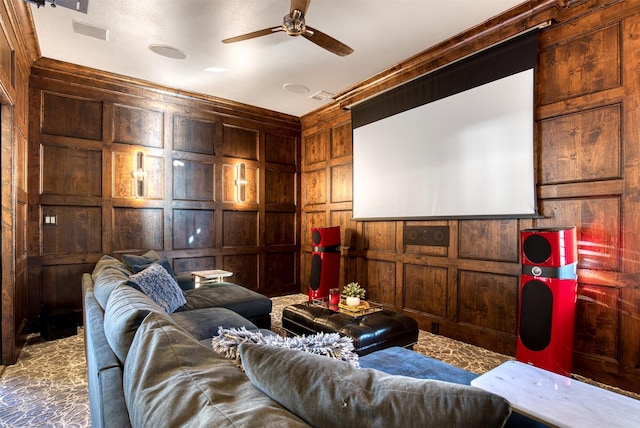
[82,251,522,428]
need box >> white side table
[471,360,640,428]
[191,269,233,287]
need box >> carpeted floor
[0,293,637,427]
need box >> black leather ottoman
[281,303,419,356]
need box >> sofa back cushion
[92,255,132,310]
[239,343,512,428]
[104,284,168,364]
[123,313,310,428]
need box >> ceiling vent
[309,90,334,102]
[72,21,108,41]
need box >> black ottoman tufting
[281,303,419,356]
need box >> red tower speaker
[517,227,578,376]
[309,226,341,301]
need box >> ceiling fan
[222,0,354,56]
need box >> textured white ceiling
[30,0,525,116]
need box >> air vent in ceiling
[309,90,334,101]
[72,21,108,41]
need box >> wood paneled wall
[27,59,301,333]
[0,0,37,365]
[301,0,640,393]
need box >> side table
[191,269,233,287]
[471,360,640,427]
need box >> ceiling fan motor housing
[284,10,305,35]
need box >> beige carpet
[0,293,637,427]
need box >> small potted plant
[343,282,366,307]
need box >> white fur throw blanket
[211,327,360,368]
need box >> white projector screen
[351,31,539,220]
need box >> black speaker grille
[311,229,321,245]
[519,279,553,351]
[523,234,552,264]
[310,254,322,290]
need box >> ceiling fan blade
[222,27,284,44]
[290,0,310,15]
[303,26,354,56]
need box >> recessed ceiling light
[204,67,227,73]
[148,44,187,60]
[283,83,310,94]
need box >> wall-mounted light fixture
[236,162,247,203]
[132,151,147,198]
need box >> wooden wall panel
[574,284,618,360]
[364,259,396,305]
[538,24,620,105]
[222,211,258,247]
[264,252,298,294]
[41,263,93,310]
[41,145,102,196]
[265,212,296,246]
[303,131,328,165]
[538,197,620,271]
[172,209,214,249]
[458,219,519,262]
[403,264,447,318]
[113,104,163,148]
[223,254,258,290]
[265,133,296,165]
[112,208,164,251]
[539,104,621,184]
[173,256,215,275]
[173,115,215,154]
[173,160,214,201]
[41,206,102,254]
[331,122,352,158]
[222,125,258,160]
[41,92,102,140]
[303,169,326,205]
[330,163,351,203]
[363,221,396,252]
[457,271,518,334]
[265,170,295,205]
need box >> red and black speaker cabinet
[517,227,578,376]
[309,226,341,301]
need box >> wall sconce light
[236,162,247,203]
[132,151,147,198]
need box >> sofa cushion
[239,343,512,428]
[170,307,258,340]
[127,263,186,313]
[123,312,310,428]
[91,255,132,310]
[121,250,161,271]
[104,284,168,364]
[181,282,272,321]
[131,256,177,279]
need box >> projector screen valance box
[351,30,540,220]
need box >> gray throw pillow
[128,263,186,313]
[121,250,161,271]
[239,343,511,428]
